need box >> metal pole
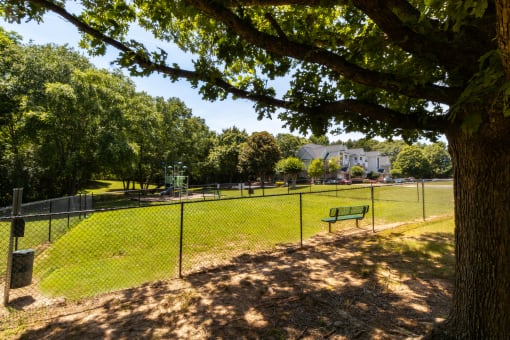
[4,188,23,305]
[371,186,375,232]
[67,196,71,229]
[299,193,303,247]
[178,202,184,278]
[84,193,88,218]
[49,200,53,242]
[422,180,426,220]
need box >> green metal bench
[321,205,370,232]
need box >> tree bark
[496,0,510,79]
[429,106,510,338]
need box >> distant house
[296,143,391,179]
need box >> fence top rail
[0,184,391,220]
[0,207,127,222]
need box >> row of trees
[0,28,307,204]
[0,28,215,204]
[211,128,452,187]
[1,27,450,206]
[299,142,452,183]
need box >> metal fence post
[422,180,426,220]
[178,202,184,278]
[48,200,53,242]
[299,193,303,247]
[67,196,71,229]
[84,193,88,218]
[371,186,375,232]
[3,188,23,306]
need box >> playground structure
[161,162,189,198]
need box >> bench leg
[356,219,359,228]
[329,222,332,233]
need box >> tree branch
[352,0,491,74]
[27,0,451,133]
[226,0,347,6]
[186,0,461,105]
[24,0,302,111]
[317,99,448,133]
[264,12,287,39]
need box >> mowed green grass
[0,215,84,275]
[358,215,455,280]
[4,182,453,300]
[83,180,160,194]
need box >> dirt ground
[2,223,452,339]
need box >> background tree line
[0,27,214,205]
[1,27,450,206]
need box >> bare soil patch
[2,224,452,339]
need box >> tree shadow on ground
[14,228,453,339]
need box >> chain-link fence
[0,181,453,326]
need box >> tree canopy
[0,30,214,200]
[3,1,506,141]
[275,156,304,188]
[206,126,248,182]
[238,131,281,183]
[393,145,431,178]
[307,158,324,183]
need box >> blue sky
[2,12,359,140]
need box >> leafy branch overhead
[3,0,504,140]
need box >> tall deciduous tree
[207,127,248,183]
[5,0,510,336]
[238,131,281,185]
[275,133,308,158]
[1,40,94,197]
[327,157,341,178]
[307,159,324,183]
[423,142,453,178]
[276,156,305,188]
[0,28,27,201]
[393,145,431,179]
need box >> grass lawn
[82,180,126,194]
[83,180,159,194]
[1,213,455,340]
[360,216,455,280]
[2,182,454,300]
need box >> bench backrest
[329,205,369,217]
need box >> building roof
[297,143,348,160]
[297,143,391,170]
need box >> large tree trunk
[496,0,510,79]
[430,106,510,338]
